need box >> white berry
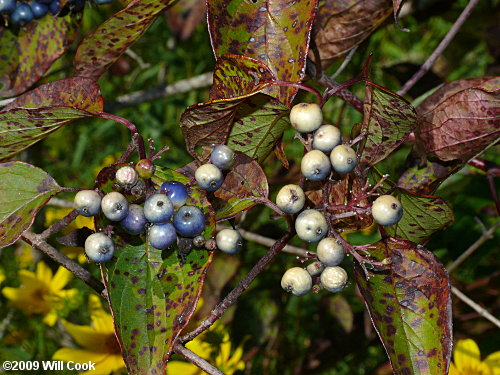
[295,209,328,242]
[289,103,323,133]
[320,266,348,293]
[195,163,224,191]
[306,261,325,277]
[216,229,243,254]
[115,165,138,186]
[371,195,403,226]
[301,150,331,181]
[85,233,115,263]
[281,267,312,296]
[276,184,305,214]
[316,238,344,266]
[74,190,101,217]
[313,125,342,153]
[330,145,357,173]
[101,192,129,221]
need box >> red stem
[273,80,323,107]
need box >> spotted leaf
[312,0,392,68]
[207,0,318,105]
[0,14,79,97]
[397,160,459,195]
[359,81,417,172]
[74,0,176,79]
[415,77,500,165]
[104,166,215,373]
[210,54,277,100]
[0,107,95,162]
[0,162,63,248]
[354,238,452,375]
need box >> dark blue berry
[10,3,34,25]
[38,0,52,4]
[48,0,59,14]
[92,0,112,4]
[29,1,48,18]
[0,0,16,15]
[149,223,177,250]
[144,193,174,223]
[173,206,205,237]
[159,181,188,209]
[120,204,147,235]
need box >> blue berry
[10,3,34,26]
[0,0,16,15]
[101,192,129,221]
[159,181,188,209]
[210,145,234,170]
[120,204,147,235]
[149,223,177,250]
[144,193,174,223]
[85,233,114,263]
[48,0,59,14]
[29,1,48,18]
[74,190,102,217]
[173,206,205,237]
[92,0,112,4]
[195,164,223,191]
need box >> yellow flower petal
[448,361,461,375]
[80,353,125,375]
[88,295,114,334]
[43,310,58,326]
[53,348,111,373]
[62,320,111,351]
[36,262,54,285]
[50,267,73,291]
[454,339,483,372]
[18,269,42,289]
[485,351,500,375]
[0,268,6,285]
[166,361,203,375]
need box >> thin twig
[451,286,500,329]
[180,231,294,343]
[40,209,80,240]
[105,72,214,111]
[0,97,16,108]
[172,341,225,375]
[397,0,481,96]
[330,46,358,80]
[48,197,75,208]
[218,225,309,257]
[447,221,500,273]
[21,231,106,297]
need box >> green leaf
[207,0,318,105]
[227,94,290,162]
[0,14,78,97]
[386,190,454,243]
[104,166,215,373]
[397,160,459,195]
[0,107,94,162]
[74,0,176,79]
[210,54,277,100]
[354,238,452,375]
[359,81,417,171]
[0,162,63,248]
[213,152,269,220]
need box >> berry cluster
[279,103,404,297]
[0,0,111,27]
[77,160,210,263]
[194,145,243,255]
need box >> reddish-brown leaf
[312,0,392,68]
[74,0,175,79]
[397,160,460,195]
[0,15,79,97]
[391,0,408,31]
[207,0,318,105]
[415,77,500,164]
[354,238,452,375]
[4,77,103,113]
[209,54,276,100]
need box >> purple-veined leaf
[359,81,417,172]
[415,77,500,165]
[74,0,176,79]
[104,166,215,373]
[312,0,392,68]
[0,14,79,97]
[354,238,452,375]
[0,162,63,248]
[397,160,459,195]
[207,0,318,105]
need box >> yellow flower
[0,267,5,285]
[2,262,80,326]
[167,322,245,375]
[53,294,126,375]
[449,339,500,375]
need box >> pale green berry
[313,125,342,153]
[295,209,328,242]
[276,184,305,214]
[301,150,331,181]
[281,267,312,296]
[320,266,348,293]
[316,238,344,266]
[371,195,403,226]
[290,103,323,133]
[330,145,357,173]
